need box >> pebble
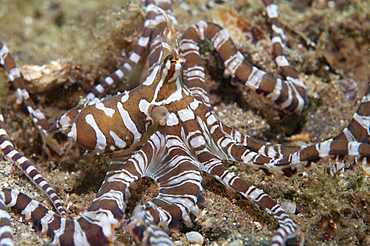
[186,231,204,245]
[280,201,297,214]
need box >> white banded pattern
[180,20,307,113]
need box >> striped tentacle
[0,110,66,217]
[125,129,204,244]
[0,187,117,246]
[334,83,370,143]
[261,0,306,102]
[0,197,13,246]
[184,21,307,113]
[198,103,370,178]
[0,42,51,133]
[87,0,176,101]
[259,84,370,174]
[179,25,211,107]
[0,145,147,245]
[245,137,370,177]
[199,151,296,246]
[192,101,300,162]
[212,115,303,159]
[328,83,370,172]
[85,0,160,101]
[192,106,285,175]
[243,139,370,178]
[0,41,62,160]
[78,150,150,245]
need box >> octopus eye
[152,106,169,126]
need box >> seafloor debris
[20,59,74,93]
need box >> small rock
[186,231,204,245]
